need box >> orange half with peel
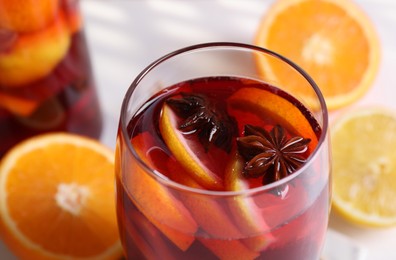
[254,0,381,110]
[0,133,122,260]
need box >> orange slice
[199,238,260,260]
[159,103,224,190]
[166,159,244,239]
[225,153,274,251]
[0,0,59,32]
[226,86,320,250]
[254,0,381,110]
[0,133,122,259]
[0,92,39,116]
[125,210,181,260]
[121,132,198,251]
[168,163,262,258]
[0,13,70,88]
[228,87,318,152]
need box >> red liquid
[116,76,329,259]
[0,6,102,157]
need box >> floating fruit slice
[0,13,70,87]
[254,0,381,110]
[225,153,274,251]
[0,92,39,116]
[228,87,318,152]
[199,237,260,260]
[331,107,396,227]
[123,212,157,260]
[159,103,224,190]
[121,132,198,251]
[167,159,243,239]
[0,133,122,259]
[0,0,59,32]
[124,210,181,260]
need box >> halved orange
[255,0,381,110]
[0,133,122,259]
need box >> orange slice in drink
[225,86,320,250]
[225,153,274,251]
[0,92,39,116]
[121,132,198,251]
[228,87,318,152]
[199,238,260,260]
[159,103,224,190]
[0,0,59,32]
[0,133,122,259]
[254,0,381,110]
[167,159,246,239]
[0,13,70,88]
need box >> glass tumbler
[115,42,331,260]
[0,0,102,157]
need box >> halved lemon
[331,107,396,227]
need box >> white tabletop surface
[1,0,396,259]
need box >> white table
[1,0,396,259]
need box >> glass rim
[119,41,329,197]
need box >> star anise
[166,92,237,152]
[237,124,311,185]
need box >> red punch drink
[0,0,102,157]
[116,43,331,260]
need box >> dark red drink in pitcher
[0,0,102,157]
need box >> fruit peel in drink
[160,103,224,190]
[0,92,39,116]
[227,87,319,152]
[0,12,71,88]
[199,237,260,260]
[0,0,60,32]
[125,133,198,251]
[225,153,275,251]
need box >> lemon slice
[159,103,224,190]
[331,107,396,227]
